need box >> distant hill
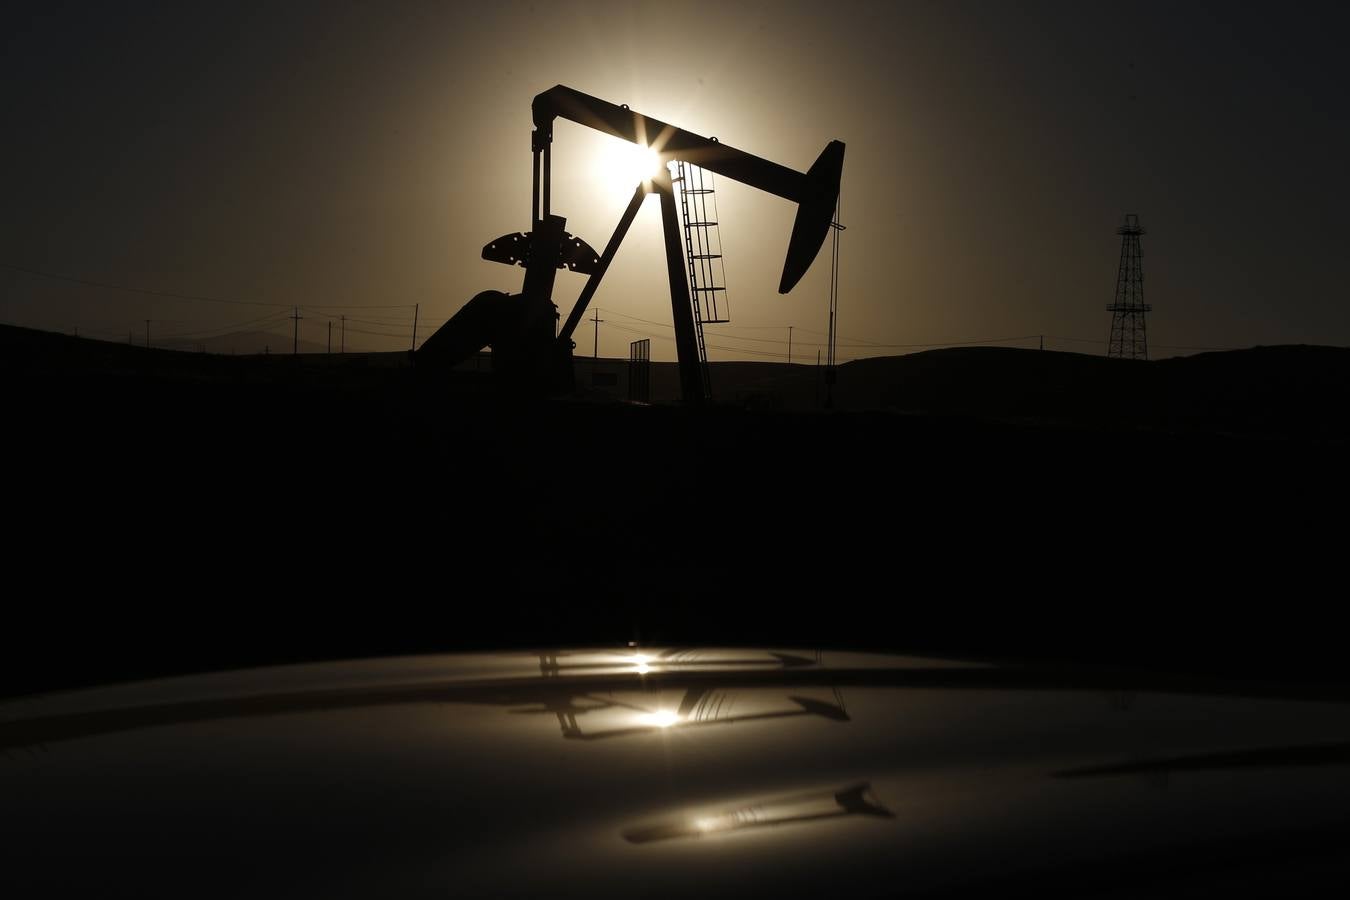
[689,345,1350,438]
[0,323,412,385]
[155,329,328,356]
[5,323,1347,439]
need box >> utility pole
[411,303,419,351]
[145,320,150,348]
[590,309,604,360]
[328,320,332,355]
[816,349,822,407]
[340,315,346,353]
[825,196,845,410]
[1040,334,1044,351]
[788,325,793,365]
[290,306,302,355]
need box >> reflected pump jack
[416,85,845,403]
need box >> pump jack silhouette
[416,85,845,403]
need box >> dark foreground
[5,325,1348,696]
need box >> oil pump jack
[416,85,844,403]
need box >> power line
[700,328,876,349]
[289,306,303,354]
[303,312,417,328]
[606,321,1092,361]
[156,309,291,339]
[342,324,413,339]
[3,265,1250,359]
[601,308,1046,350]
[709,330,1042,350]
[303,300,419,311]
[605,322,812,361]
[780,324,889,346]
[603,309,891,349]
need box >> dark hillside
[4,325,1347,695]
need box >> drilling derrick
[1106,213,1150,360]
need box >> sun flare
[635,710,681,729]
[594,137,665,194]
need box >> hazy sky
[4,1,1348,360]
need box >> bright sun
[595,138,664,194]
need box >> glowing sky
[3,1,1348,360]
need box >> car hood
[4,648,1350,897]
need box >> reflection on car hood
[3,648,1350,897]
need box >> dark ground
[4,324,1348,697]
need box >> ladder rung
[685,221,718,227]
[690,254,722,260]
[692,286,726,292]
[682,189,715,195]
